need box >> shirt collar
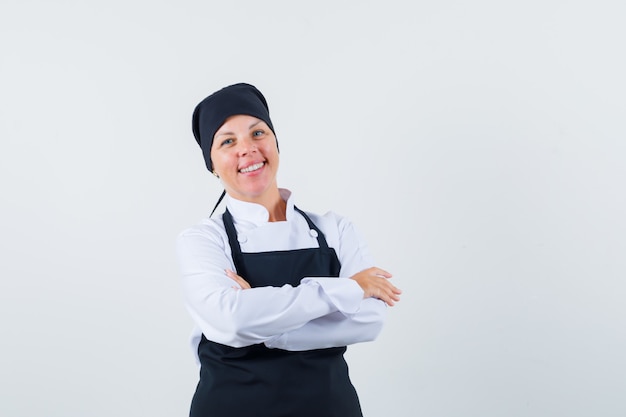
[225,188,296,226]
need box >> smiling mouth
[239,162,265,173]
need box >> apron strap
[222,208,246,270]
[210,190,226,217]
[293,206,331,250]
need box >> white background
[1,1,625,416]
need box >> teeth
[240,162,264,173]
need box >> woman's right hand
[350,267,402,306]
[226,269,251,290]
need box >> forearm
[184,277,364,347]
[178,228,367,347]
[264,297,387,350]
[178,210,393,349]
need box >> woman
[177,83,401,417]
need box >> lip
[238,161,266,174]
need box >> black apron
[190,206,362,417]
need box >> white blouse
[176,189,387,364]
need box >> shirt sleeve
[176,225,366,348]
[265,213,388,350]
[264,298,387,350]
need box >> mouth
[239,161,265,174]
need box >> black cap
[192,83,276,172]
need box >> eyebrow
[215,131,234,138]
[215,120,264,137]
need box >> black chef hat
[192,83,276,172]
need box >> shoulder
[301,208,374,273]
[177,215,228,251]
[304,209,351,229]
[300,209,358,244]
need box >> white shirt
[176,189,387,364]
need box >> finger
[370,276,400,295]
[373,268,392,279]
[388,287,402,301]
[380,290,395,306]
[378,284,401,305]
[226,269,250,289]
[383,287,401,301]
[377,275,401,294]
[387,283,402,295]
[226,269,244,283]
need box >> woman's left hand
[350,267,401,306]
[226,269,251,290]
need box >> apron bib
[190,207,362,417]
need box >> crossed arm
[177,215,401,351]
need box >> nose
[237,137,257,156]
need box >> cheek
[210,151,227,173]
[264,143,279,159]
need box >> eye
[252,129,265,137]
[220,138,234,146]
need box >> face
[210,114,279,204]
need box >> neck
[261,187,286,222]
[230,186,286,222]
[267,198,287,222]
